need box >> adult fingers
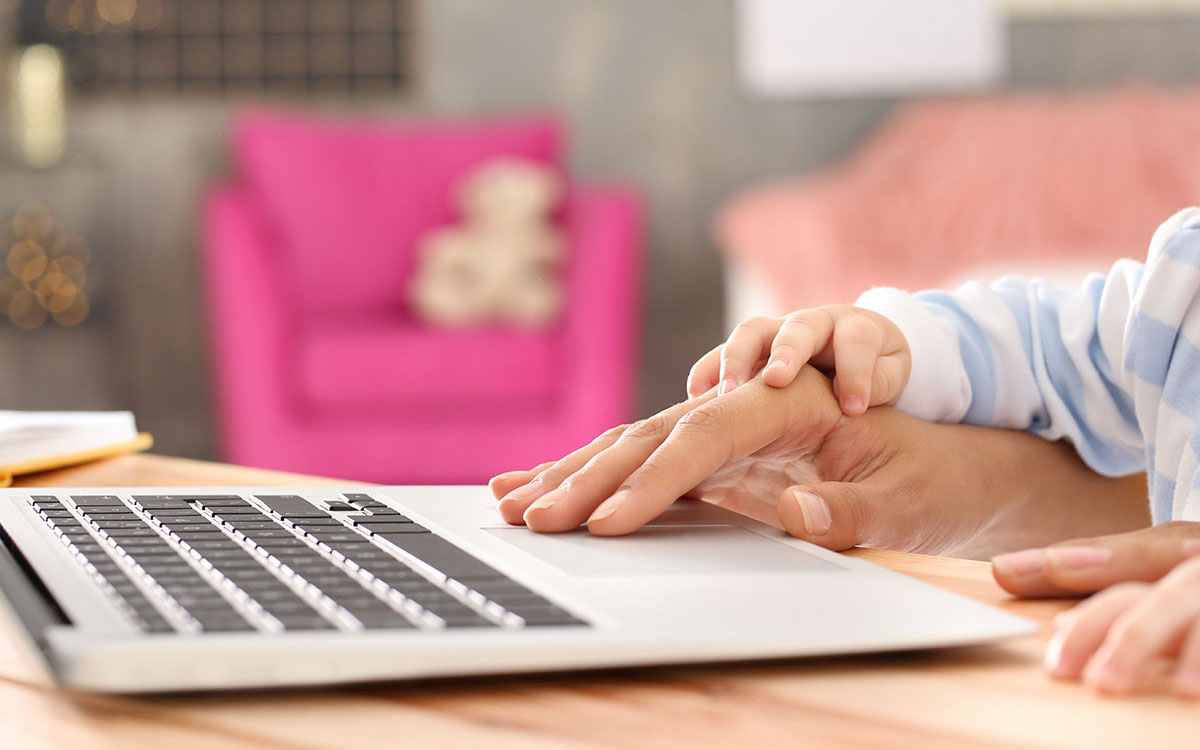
[495,425,629,525]
[687,345,723,398]
[489,461,555,500]
[719,317,781,395]
[1084,557,1200,694]
[992,522,1200,598]
[763,310,834,388]
[1043,583,1148,682]
[831,314,884,416]
[524,391,719,533]
[776,481,871,552]
[586,368,841,536]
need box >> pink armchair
[202,112,641,483]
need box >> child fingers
[719,317,781,395]
[489,461,555,499]
[763,310,833,388]
[497,426,628,524]
[870,355,910,406]
[1045,583,1147,681]
[525,394,717,533]
[1085,557,1200,694]
[832,315,884,415]
[687,345,723,398]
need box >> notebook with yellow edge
[0,412,153,486]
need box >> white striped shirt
[856,207,1200,523]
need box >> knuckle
[624,415,672,441]
[674,404,725,435]
[598,424,630,443]
[838,318,880,347]
[781,313,817,331]
[734,317,772,336]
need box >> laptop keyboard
[26,493,588,634]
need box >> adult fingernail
[1047,546,1113,570]
[765,358,789,372]
[842,396,864,414]
[992,548,1046,577]
[719,378,737,396]
[792,489,831,536]
[1183,539,1200,557]
[588,490,628,524]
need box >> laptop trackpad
[484,525,841,576]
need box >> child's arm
[686,305,911,416]
[856,207,1200,522]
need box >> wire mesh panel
[14,0,415,94]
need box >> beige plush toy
[409,159,565,328]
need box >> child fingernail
[526,489,562,513]
[1090,662,1131,693]
[719,378,737,395]
[501,482,542,504]
[991,548,1046,577]
[792,489,831,536]
[1174,669,1200,697]
[1047,546,1113,570]
[588,491,628,524]
[1044,636,1067,676]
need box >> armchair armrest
[559,186,643,428]
[201,186,293,462]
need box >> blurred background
[2,0,1200,482]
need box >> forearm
[946,424,1150,559]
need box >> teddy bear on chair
[409,159,565,329]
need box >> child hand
[686,305,911,416]
[991,523,1200,696]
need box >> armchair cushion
[235,111,563,314]
[294,316,561,413]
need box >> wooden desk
[2,455,1195,749]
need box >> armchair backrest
[233,111,563,314]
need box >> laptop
[0,486,1034,693]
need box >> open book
[0,411,153,487]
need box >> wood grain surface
[0,454,1194,749]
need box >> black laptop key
[132,496,194,508]
[360,522,428,535]
[186,497,250,507]
[70,495,125,506]
[378,534,501,579]
[256,495,331,518]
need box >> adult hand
[993,522,1200,696]
[490,367,1078,556]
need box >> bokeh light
[0,203,91,331]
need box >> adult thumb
[777,482,869,552]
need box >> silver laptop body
[0,486,1033,693]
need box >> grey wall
[2,1,1199,464]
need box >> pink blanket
[717,86,1200,309]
